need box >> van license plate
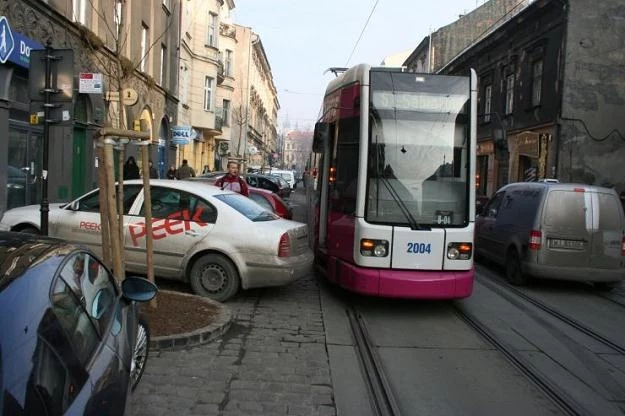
[548,239,585,250]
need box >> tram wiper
[379,177,428,231]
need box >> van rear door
[538,189,592,268]
[588,190,623,270]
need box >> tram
[308,64,477,299]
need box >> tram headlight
[447,242,472,260]
[360,239,389,257]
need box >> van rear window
[597,193,622,229]
[543,191,586,230]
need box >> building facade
[177,0,235,174]
[404,0,529,74]
[440,0,625,197]
[0,0,180,218]
[231,25,279,170]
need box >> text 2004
[406,242,431,254]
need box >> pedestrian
[149,160,159,179]
[202,165,211,175]
[166,165,177,180]
[176,159,196,179]
[123,156,140,180]
[215,161,249,196]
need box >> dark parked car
[7,165,37,209]
[244,173,282,195]
[0,231,158,415]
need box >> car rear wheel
[131,316,150,391]
[18,225,40,234]
[505,249,527,286]
[189,254,240,302]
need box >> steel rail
[347,307,402,416]
[477,274,625,355]
[454,305,585,416]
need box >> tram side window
[331,118,360,214]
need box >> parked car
[0,231,157,415]
[187,176,292,220]
[245,173,283,196]
[265,174,292,198]
[0,179,313,302]
[248,187,293,220]
[265,169,296,189]
[475,181,625,288]
[7,165,37,210]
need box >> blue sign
[171,126,198,145]
[0,16,42,68]
[0,16,15,64]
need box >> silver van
[475,181,625,288]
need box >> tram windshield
[366,71,471,227]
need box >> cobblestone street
[131,191,337,416]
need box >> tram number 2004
[406,242,432,254]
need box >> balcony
[217,60,225,85]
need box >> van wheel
[189,254,240,302]
[505,249,527,286]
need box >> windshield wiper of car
[379,177,429,231]
[252,211,277,222]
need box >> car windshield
[213,193,279,222]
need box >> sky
[233,0,489,131]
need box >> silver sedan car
[0,180,313,302]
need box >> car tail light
[621,236,625,256]
[529,230,542,250]
[278,233,291,257]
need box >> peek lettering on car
[128,207,209,246]
[79,221,102,232]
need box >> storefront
[0,16,43,215]
[507,129,553,183]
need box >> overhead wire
[345,0,380,67]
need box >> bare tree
[73,0,177,298]
[232,104,250,157]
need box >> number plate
[435,210,453,225]
[547,239,585,250]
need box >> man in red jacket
[215,161,249,196]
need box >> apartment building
[440,0,625,196]
[231,24,279,170]
[177,0,236,173]
[0,0,180,217]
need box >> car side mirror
[121,276,158,302]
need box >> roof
[122,179,233,196]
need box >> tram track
[476,274,625,355]
[346,307,402,416]
[453,304,585,416]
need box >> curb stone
[149,290,233,351]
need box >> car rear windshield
[213,193,278,222]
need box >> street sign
[0,16,15,64]
[122,88,138,106]
[171,126,198,145]
[79,72,103,93]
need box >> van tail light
[621,237,625,256]
[278,233,291,257]
[529,230,542,250]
